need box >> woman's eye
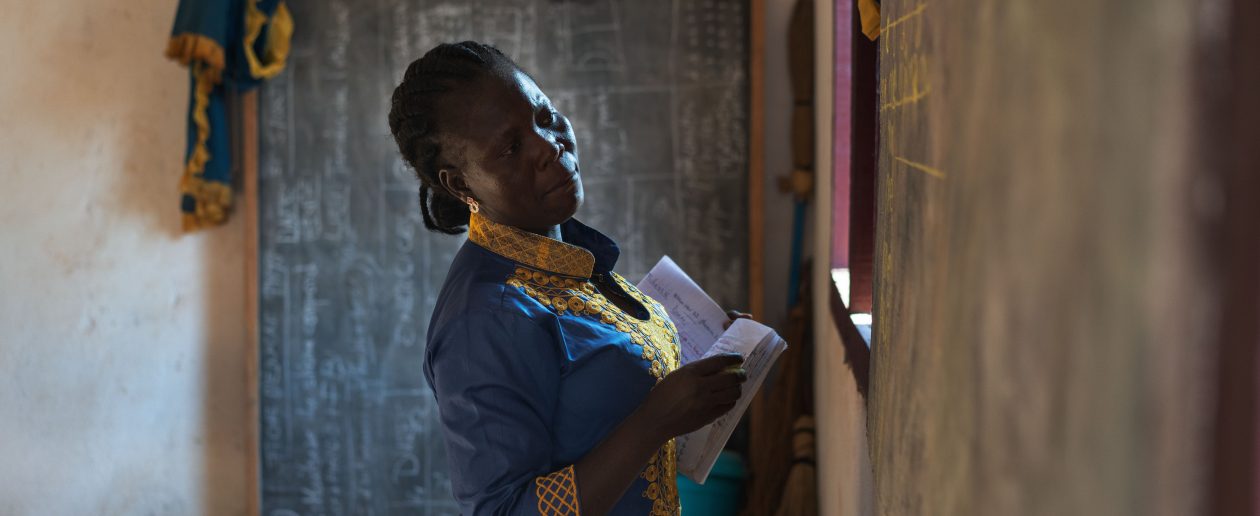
[539,110,557,127]
[502,141,520,156]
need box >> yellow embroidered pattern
[469,211,681,514]
[505,266,681,515]
[468,212,595,278]
[535,465,581,516]
[640,438,681,516]
[243,0,294,80]
[505,267,679,379]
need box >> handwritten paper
[638,256,789,484]
[637,256,732,364]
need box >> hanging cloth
[165,0,293,230]
[858,0,881,41]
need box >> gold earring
[467,198,480,213]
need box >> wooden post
[1210,0,1260,513]
[745,0,768,511]
[238,89,261,516]
[749,0,766,322]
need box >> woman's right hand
[636,353,748,442]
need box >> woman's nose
[548,139,563,161]
[536,134,561,165]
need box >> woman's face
[436,69,582,234]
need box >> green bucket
[677,451,746,515]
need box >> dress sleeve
[428,311,582,516]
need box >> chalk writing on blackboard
[258,1,749,514]
[881,2,945,180]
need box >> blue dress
[425,211,682,515]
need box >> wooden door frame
[1210,0,1260,513]
[749,0,766,322]
[231,89,262,516]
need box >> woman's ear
[437,168,473,203]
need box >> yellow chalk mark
[894,156,946,179]
[882,3,927,33]
[880,87,931,112]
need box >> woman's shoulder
[424,299,568,389]
[427,242,559,341]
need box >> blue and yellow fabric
[426,212,683,515]
[165,0,293,230]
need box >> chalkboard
[868,0,1219,514]
[257,1,749,514]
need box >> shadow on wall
[107,5,253,514]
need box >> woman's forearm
[571,406,666,515]
[569,352,747,514]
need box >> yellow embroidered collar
[467,212,596,278]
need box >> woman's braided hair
[388,41,519,234]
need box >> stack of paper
[638,256,789,484]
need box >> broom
[742,0,818,513]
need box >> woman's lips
[546,168,580,195]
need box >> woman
[388,41,750,516]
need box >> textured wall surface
[812,0,876,515]
[869,0,1221,515]
[0,1,250,514]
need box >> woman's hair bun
[388,41,518,234]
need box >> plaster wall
[812,0,875,514]
[0,1,250,514]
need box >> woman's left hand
[723,309,753,329]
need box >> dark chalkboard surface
[868,0,1222,514]
[258,1,748,514]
